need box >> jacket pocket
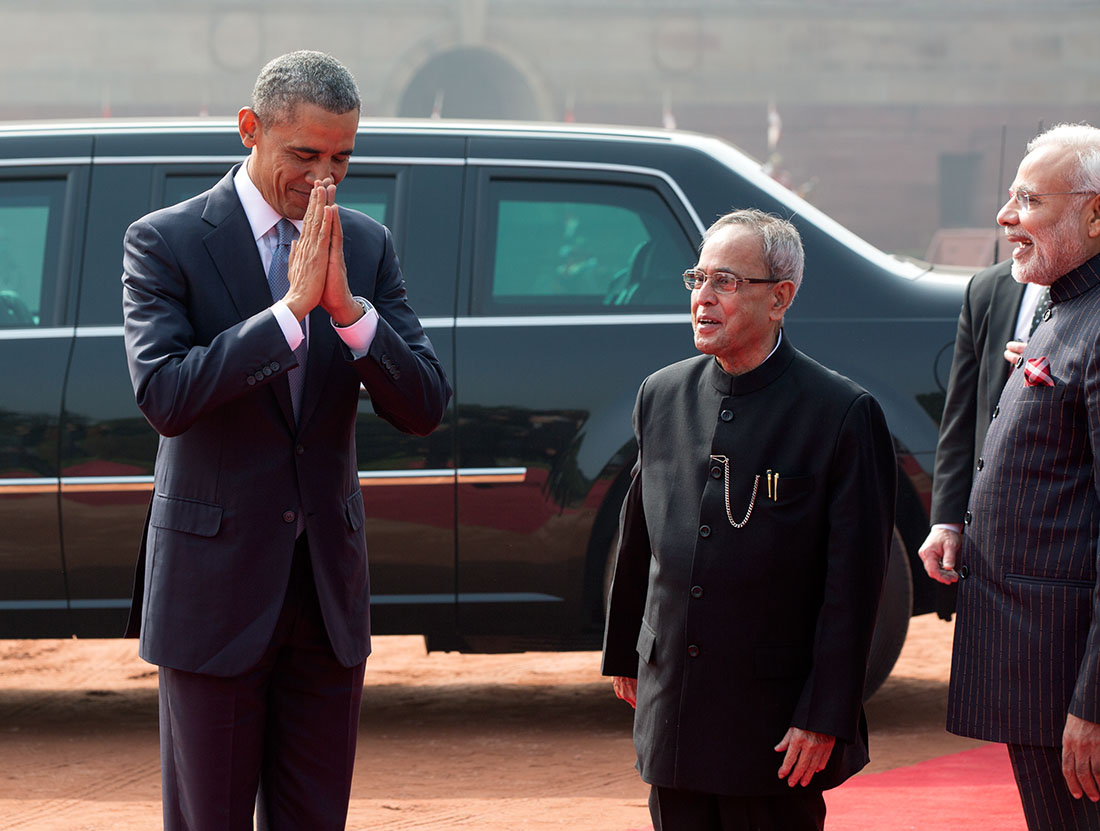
[1015,379,1067,403]
[636,618,657,665]
[344,490,365,532]
[758,473,813,505]
[148,493,223,538]
[1004,572,1093,590]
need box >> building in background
[1,0,1096,262]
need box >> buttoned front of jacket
[603,335,896,797]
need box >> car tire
[864,528,912,699]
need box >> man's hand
[1004,340,1026,366]
[775,727,835,787]
[284,180,337,321]
[319,201,364,326]
[612,676,637,709]
[918,527,961,584]
[1063,714,1100,801]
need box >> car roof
[0,117,946,283]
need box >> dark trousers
[649,784,826,831]
[1009,743,1100,831]
[158,536,366,831]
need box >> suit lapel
[200,166,296,428]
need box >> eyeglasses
[1008,189,1095,212]
[682,268,776,293]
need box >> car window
[474,178,697,314]
[163,173,394,227]
[0,177,68,327]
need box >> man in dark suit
[917,259,1035,581]
[944,123,1100,830]
[122,51,451,829]
[602,209,897,830]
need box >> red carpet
[626,744,1027,830]
[825,743,1026,830]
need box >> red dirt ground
[0,614,985,830]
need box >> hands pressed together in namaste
[283,178,364,328]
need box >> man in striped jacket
[941,123,1100,830]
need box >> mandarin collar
[1050,252,1100,304]
[707,330,796,396]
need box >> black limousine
[0,119,968,693]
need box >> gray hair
[1026,123,1100,194]
[703,209,804,295]
[252,51,361,126]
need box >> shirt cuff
[271,301,304,351]
[932,523,963,534]
[332,296,378,359]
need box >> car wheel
[864,528,912,699]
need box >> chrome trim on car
[0,157,91,167]
[0,468,530,496]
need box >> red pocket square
[1024,356,1055,387]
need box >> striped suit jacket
[948,252,1100,746]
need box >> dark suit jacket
[929,260,1023,526]
[122,165,451,676]
[948,253,1100,746]
[602,334,897,797]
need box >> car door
[452,158,702,646]
[0,138,89,636]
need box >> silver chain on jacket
[709,454,759,528]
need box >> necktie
[1028,286,1051,337]
[266,219,307,420]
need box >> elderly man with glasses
[602,208,897,831]
[931,123,1100,831]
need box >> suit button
[254,371,265,381]
[296,444,305,455]
[719,409,733,423]
[1043,308,1052,321]
[710,465,722,479]
[263,366,273,376]
[247,376,257,386]
[964,511,972,525]
[976,457,984,471]
[687,645,700,658]
[1015,356,1024,369]
[699,525,711,538]
[690,585,703,599]
[282,510,296,524]
[271,361,280,372]
[959,564,969,579]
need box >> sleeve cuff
[271,301,304,351]
[932,523,963,534]
[332,296,378,358]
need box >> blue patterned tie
[266,219,307,420]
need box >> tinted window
[0,178,67,327]
[475,178,696,314]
